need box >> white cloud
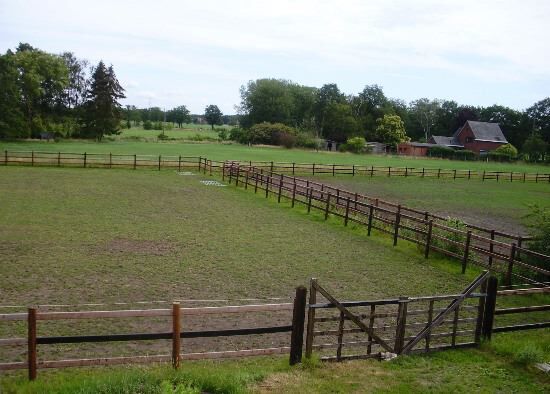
[1,0,549,110]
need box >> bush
[229,127,249,144]
[295,132,320,149]
[143,120,153,130]
[428,146,455,158]
[495,143,518,158]
[248,122,297,145]
[341,137,367,153]
[487,151,512,162]
[217,129,228,141]
[273,132,297,148]
[453,150,476,160]
[157,133,169,140]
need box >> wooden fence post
[307,188,313,213]
[516,236,523,260]
[352,164,355,176]
[336,311,345,361]
[453,169,457,180]
[31,151,34,166]
[344,198,350,226]
[488,230,495,267]
[291,183,297,208]
[394,297,409,354]
[393,205,401,246]
[425,220,433,259]
[198,156,202,172]
[83,152,87,168]
[172,302,181,369]
[292,162,295,175]
[324,193,331,220]
[461,231,472,274]
[109,153,112,169]
[388,166,391,177]
[278,175,283,203]
[4,150,7,165]
[235,166,240,186]
[57,152,61,167]
[437,168,441,178]
[474,278,488,344]
[422,168,425,178]
[265,174,271,198]
[158,155,161,171]
[133,154,137,170]
[482,170,485,181]
[28,308,37,381]
[312,163,315,175]
[523,172,526,183]
[270,161,274,173]
[178,156,181,171]
[254,172,259,193]
[481,276,498,341]
[370,165,374,177]
[367,205,374,236]
[505,244,516,287]
[425,300,434,351]
[305,279,317,359]
[244,170,249,190]
[468,169,471,179]
[289,286,307,365]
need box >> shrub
[229,127,249,144]
[487,151,511,162]
[495,143,518,158]
[217,129,228,141]
[295,132,320,149]
[453,150,476,161]
[273,132,297,148]
[157,133,169,140]
[248,122,297,145]
[343,136,367,153]
[143,120,153,130]
[428,146,455,158]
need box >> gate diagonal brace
[401,271,489,354]
[312,280,394,353]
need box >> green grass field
[1,163,548,392]
[1,138,549,173]
[119,124,224,141]
[307,175,550,234]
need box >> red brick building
[429,121,508,155]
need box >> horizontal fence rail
[0,288,308,380]
[221,163,550,286]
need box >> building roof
[430,136,463,147]
[457,121,508,143]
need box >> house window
[465,137,474,143]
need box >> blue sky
[1,0,549,114]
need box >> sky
[1,0,549,114]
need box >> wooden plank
[0,362,26,371]
[305,278,317,358]
[312,280,394,352]
[494,305,550,315]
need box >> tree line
[0,43,126,141]
[237,79,550,160]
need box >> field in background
[1,139,550,173]
[119,124,226,141]
[306,175,550,234]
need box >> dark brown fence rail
[214,159,550,183]
[221,163,550,286]
[0,288,307,380]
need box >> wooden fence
[3,277,546,379]
[305,275,550,362]
[2,150,550,183]
[211,159,550,183]
[0,288,307,380]
[222,163,550,286]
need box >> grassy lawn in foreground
[306,175,550,234]
[1,330,548,393]
[1,139,549,173]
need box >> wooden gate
[305,272,492,361]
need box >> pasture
[1,138,550,173]
[306,175,550,234]
[1,156,549,392]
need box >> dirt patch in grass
[102,238,178,256]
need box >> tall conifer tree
[82,61,125,140]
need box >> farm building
[397,142,436,156]
[429,121,508,155]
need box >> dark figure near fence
[327,141,333,151]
